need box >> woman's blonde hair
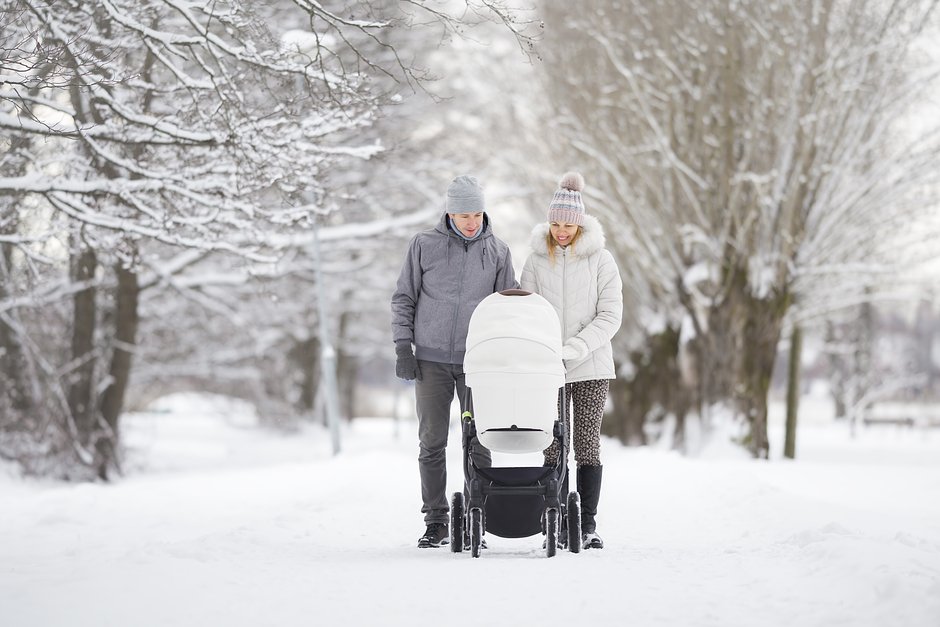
[546,225,582,265]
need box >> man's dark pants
[416,359,491,524]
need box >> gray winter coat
[391,212,518,365]
[520,214,623,383]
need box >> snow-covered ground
[2,390,939,627]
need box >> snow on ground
[2,390,940,627]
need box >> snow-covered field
[2,391,939,627]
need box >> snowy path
[2,398,940,627]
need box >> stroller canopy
[464,290,565,453]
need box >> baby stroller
[450,289,581,558]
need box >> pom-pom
[558,171,584,192]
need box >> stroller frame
[450,385,582,558]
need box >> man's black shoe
[417,523,449,548]
[582,531,604,549]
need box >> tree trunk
[914,295,935,395]
[825,321,848,419]
[0,216,35,420]
[290,336,320,413]
[851,299,875,430]
[97,262,140,479]
[701,245,749,406]
[604,375,644,445]
[737,290,790,459]
[603,327,684,447]
[0,148,38,421]
[67,235,99,464]
[784,324,802,459]
[336,306,356,420]
[337,355,357,420]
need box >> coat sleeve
[566,250,623,357]
[495,243,520,291]
[520,254,537,293]
[390,235,422,345]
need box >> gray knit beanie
[445,175,485,214]
[547,172,586,225]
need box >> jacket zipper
[451,239,469,363]
[561,246,568,344]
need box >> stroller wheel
[450,492,465,553]
[566,491,582,554]
[544,508,559,558]
[469,508,484,558]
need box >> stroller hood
[464,291,565,453]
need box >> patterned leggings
[544,379,610,467]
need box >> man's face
[449,212,484,238]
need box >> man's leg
[415,360,455,524]
[454,363,491,549]
[454,364,491,469]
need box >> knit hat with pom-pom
[547,172,586,226]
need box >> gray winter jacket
[391,212,518,365]
[520,214,623,383]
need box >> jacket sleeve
[567,250,623,357]
[520,254,537,293]
[390,235,422,345]
[495,244,520,291]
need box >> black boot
[577,465,604,549]
[417,523,449,548]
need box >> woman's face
[549,222,579,247]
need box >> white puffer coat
[520,214,623,383]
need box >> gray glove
[395,341,420,381]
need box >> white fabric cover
[464,292,565,453]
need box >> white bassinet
[463,290,565,453]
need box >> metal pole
[311,221,342,455]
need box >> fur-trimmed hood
[527,214,606,258]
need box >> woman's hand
[562,338,589,362]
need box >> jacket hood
[528,213,606,257]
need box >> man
[391,175,518,548]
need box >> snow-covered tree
[0,0,381,477]
[0,0,537,478]
[536,0,940,456]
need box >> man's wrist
[395,341,414,356]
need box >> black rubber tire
[544,508,559,558]
[469,507,483,558]
[567,491,582,553]
[450,492,465,553]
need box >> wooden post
[784,325,802,459]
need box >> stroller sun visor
[464,291,564,453]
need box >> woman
[520,172,623,549]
